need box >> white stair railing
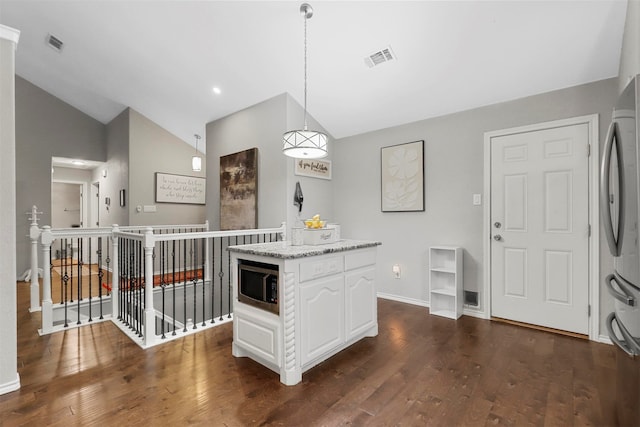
[34,217,286,348]
[114,224,285,348]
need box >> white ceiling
[0,1,628,151]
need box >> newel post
[110,225,119,319]
[204,220,211,283]
[143,227,156,346]
[28,205,42,312]
[40,226,53,334]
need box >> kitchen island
[228,239,381,385]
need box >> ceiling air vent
[46,33,64,52]
[364,46,396,68]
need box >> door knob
[494,235,502,241]
[494,222,502,228]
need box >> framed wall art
[294,158,332,180]
[381,140,424,212]
[220,147,258,230]
[155,172,206,205]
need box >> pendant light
[192,134,202,172]
[282,3,328,159]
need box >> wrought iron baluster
[97,237,104,320]
[192,238,197,329]
[88,237,93,322]
[118,237,122,320]
[161,240,166,339]
[138,239,143,338]
[228,236,232,318]
[62,238,69,327]
[77,237,83,325]
[201,237,206,327]
[58,239,63,304]
[172,239,176,336]
[218,237,224,321]
[211,237,216,325]
[183,239,187,332]
[69,239,74,303]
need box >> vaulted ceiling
[0,1,628,150]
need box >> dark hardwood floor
[1,281,618,426]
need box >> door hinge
[588,224,591,237]
[588,304,591,317]
[587,144,591,157]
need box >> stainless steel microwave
[238,261,279,315]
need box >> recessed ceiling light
[71,160,86,166]
[212,87,221,95]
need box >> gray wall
[128,109,206,226]
[618,0,640,93]
[101,108,129,228]
[206,94,288,230]
[333,78,618,333]
[15,76,106,274]
[206,93,333,233]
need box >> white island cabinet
[228,240,380,386]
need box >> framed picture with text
[294,158,332,180]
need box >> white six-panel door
[490,123,590,334]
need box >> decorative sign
[294,158,332,180]
[155,173,206,205]
[381,140,424,212]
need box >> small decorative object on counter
[304,213,326,229]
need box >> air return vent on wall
[364,46,396,68]
[46,33,64,52]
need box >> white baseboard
[462,308,487,319]
[597,334,613,345]
[0,373,20,396]
[376,292,429,308]
[376,293,489,320]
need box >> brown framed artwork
[220,147,258,230]
[381,140,425,212]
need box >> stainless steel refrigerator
[601,75,640,426]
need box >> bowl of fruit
[304,214,326,229]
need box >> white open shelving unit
[429,246,463,319]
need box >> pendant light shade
[192,134,202,172]
[283,129,327,159]
[283,3,328,159]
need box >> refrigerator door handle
[607,312,640,356]
[600,121,625,257]
[605,273,637,306]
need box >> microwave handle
[600,121,624,257]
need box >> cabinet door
[300,276,344,365]
[345,267,376,340]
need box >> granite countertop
[227,239,381,260]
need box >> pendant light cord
[303,12,308,131]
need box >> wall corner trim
[0,25,20,46]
